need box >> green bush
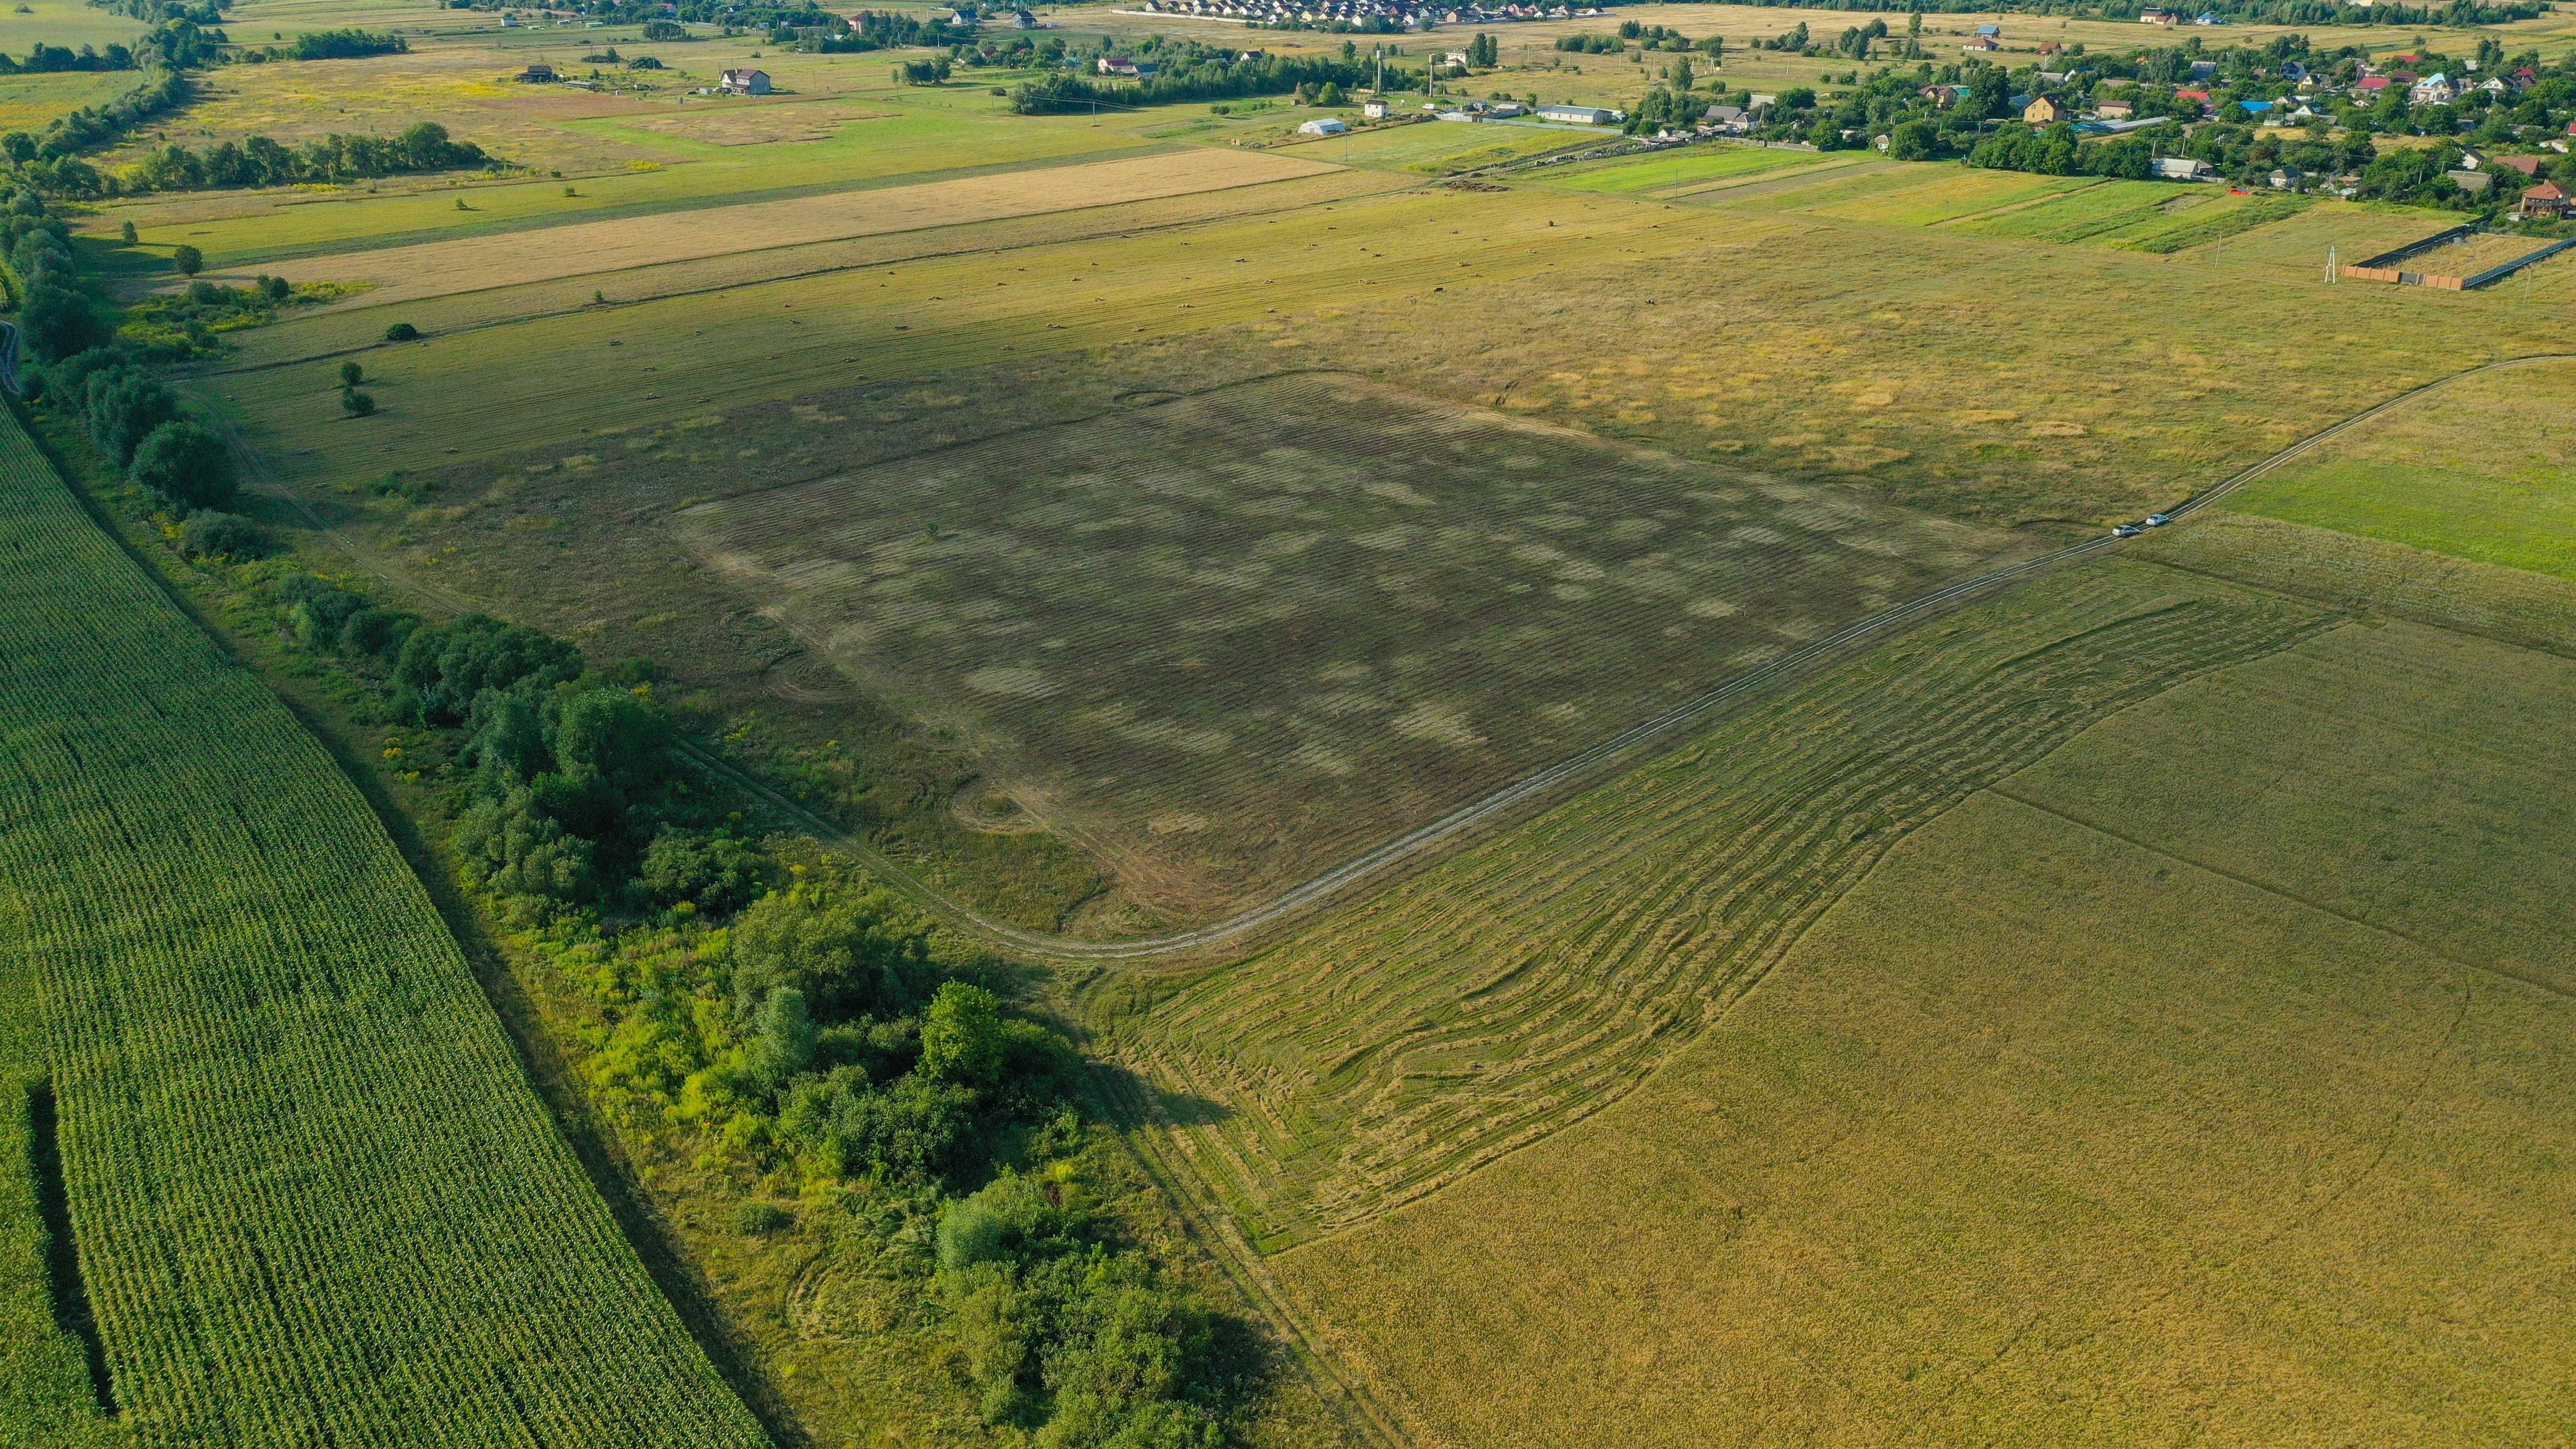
[128,419,236,511]
[177,510,269,559]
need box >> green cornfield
[0,404,767,1448]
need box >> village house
[2409,72,2456,105]
[719,67,770,94]
[1538,103,1617,123]
[2492,154,2546,177]
[2172,89,2211,115]
[2268,165,2303,188]
[2023,95,2069,124]
[515,62,556,82]
[2139,7,2180,21]
[2093,97,2135,119]
[1362,97,1392,119]
[2517,179,2570,218]
[1975,23,2001,37]
[2153,156,2211,180]
[1962,34,1998,51]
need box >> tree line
[122,122,490,195]
[1010,50,1417,113]
[221,530,1262,1445]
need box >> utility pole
[2326,242,2337,283]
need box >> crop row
[0,409,765,1447]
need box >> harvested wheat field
[669,370,2017,918]
[1111,558,2333,1248]
[270,149,1347,305]
[1257,603,2576,1449]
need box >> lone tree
[338,361,364,387]
[340,387,376,418]
[129,420,238,513]
[383,322,419,342]
[171,244,202,276]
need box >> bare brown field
[265,149,1347,306]
[668,370,2015,918]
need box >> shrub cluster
[123,121,490,194]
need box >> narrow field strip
[203,169,1409,373]
[266,149,1346,308]
[1118,562,2338,1250]
[0,409,763,1448]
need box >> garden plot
[668,371,2017,918]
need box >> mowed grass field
[2230,357,2576,581]
[178,117,2576,926]
[99,64,1175,265]
[1106,526,2576,1448]
[672,370,2013,918]
[1109,561,2336,1247]
[262,148,1344,306]
[0,409,763,1445]
[1291,119,1593,173]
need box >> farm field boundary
[197,168,1408,377]
[262,148,1347,308]
[0,404,765,1448]
[217,353,2576,964]
[1119,562,2341,1250]
[154,131,1186,269]
[666,369,2015,925]
[663,352,2576,958]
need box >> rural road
[217,352,2574,966]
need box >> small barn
[719,67,771,94]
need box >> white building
[1298,116,1350,135]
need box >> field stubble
[669,370,2015,920]
[1109,559,2338,1248]
[1243,539,2576,1445]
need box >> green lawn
[1546,143,1822,194]
[2229,358,2576,582]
